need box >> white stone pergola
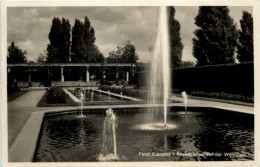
[7,63,137,83]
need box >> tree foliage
[237,11,253,62]
[71,19,85,63]
[106,41,139,63]
[71,17,104,63]
[192,7,238,66]
[37,53,47,63]
[180,61,195,68]
[168,6,183,67]
[46,17,71,63]
[7,42,27,63]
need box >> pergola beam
[7,63,137,67]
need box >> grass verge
[8,90,29,102]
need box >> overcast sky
[7,6,253,63]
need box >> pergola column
[86,66,89,82]
[61,66,64,82]
[126,70,129,82]
[48,66,51,79]
[131,66,135,80]
[28,74,31,84]
[28,67,32,87]
[116,67,119,80]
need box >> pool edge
[8,104,254,162]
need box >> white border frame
[1,1,260,167]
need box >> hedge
[136,62,254,96]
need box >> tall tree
[71,19,85,63]
[106,41,138,63]
[168,6,183,67]
[7,42,27,63]
[237,11,253,62]
[83,17,96,61]
[46,17,71,63]
[7,42,28,93]
[60,18,71,63]
[71,17,104,63]
[47,17,61,63]
[121,41,139,63]
[192,7,238,66]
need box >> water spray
[182,91,187,112]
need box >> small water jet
[120,92,123,100]
[90,91,94,102]
[182,91,187,112]
[98,108,118,161]
[77,92,86,118]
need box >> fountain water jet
[182,91,187,112]
[120,92,123,100]
[90,92,94,101]
[98,108,118,161]
[108,90,111,98]
[77,92,86,118]
[150,6,171,127]
[134,6,175,131]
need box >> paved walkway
[7,90,254,149]
[171,95,254,114]
[8,91,47,148]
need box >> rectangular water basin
[33,107,254,162]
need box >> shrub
[190,90,254,103]
[46,87,68,103]
[100,86,148,99]
[7,74,19,94]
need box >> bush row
[190,90,254,103]
[136,62,254,97]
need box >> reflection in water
[34,109,254,162]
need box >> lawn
[8,90,29,102]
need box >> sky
[7,6,253,63]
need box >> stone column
[86,66,89,82]
[126,70,129,82]
[116,67,119,80]
[28,68,32,87]
[28,73,31,84]
[61,66,64,82]
[132,67,135,81]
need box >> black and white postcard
[1,1,259,167]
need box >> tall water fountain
[135,6,176,130]
[149,6,170,127]
[98,108,118,161]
